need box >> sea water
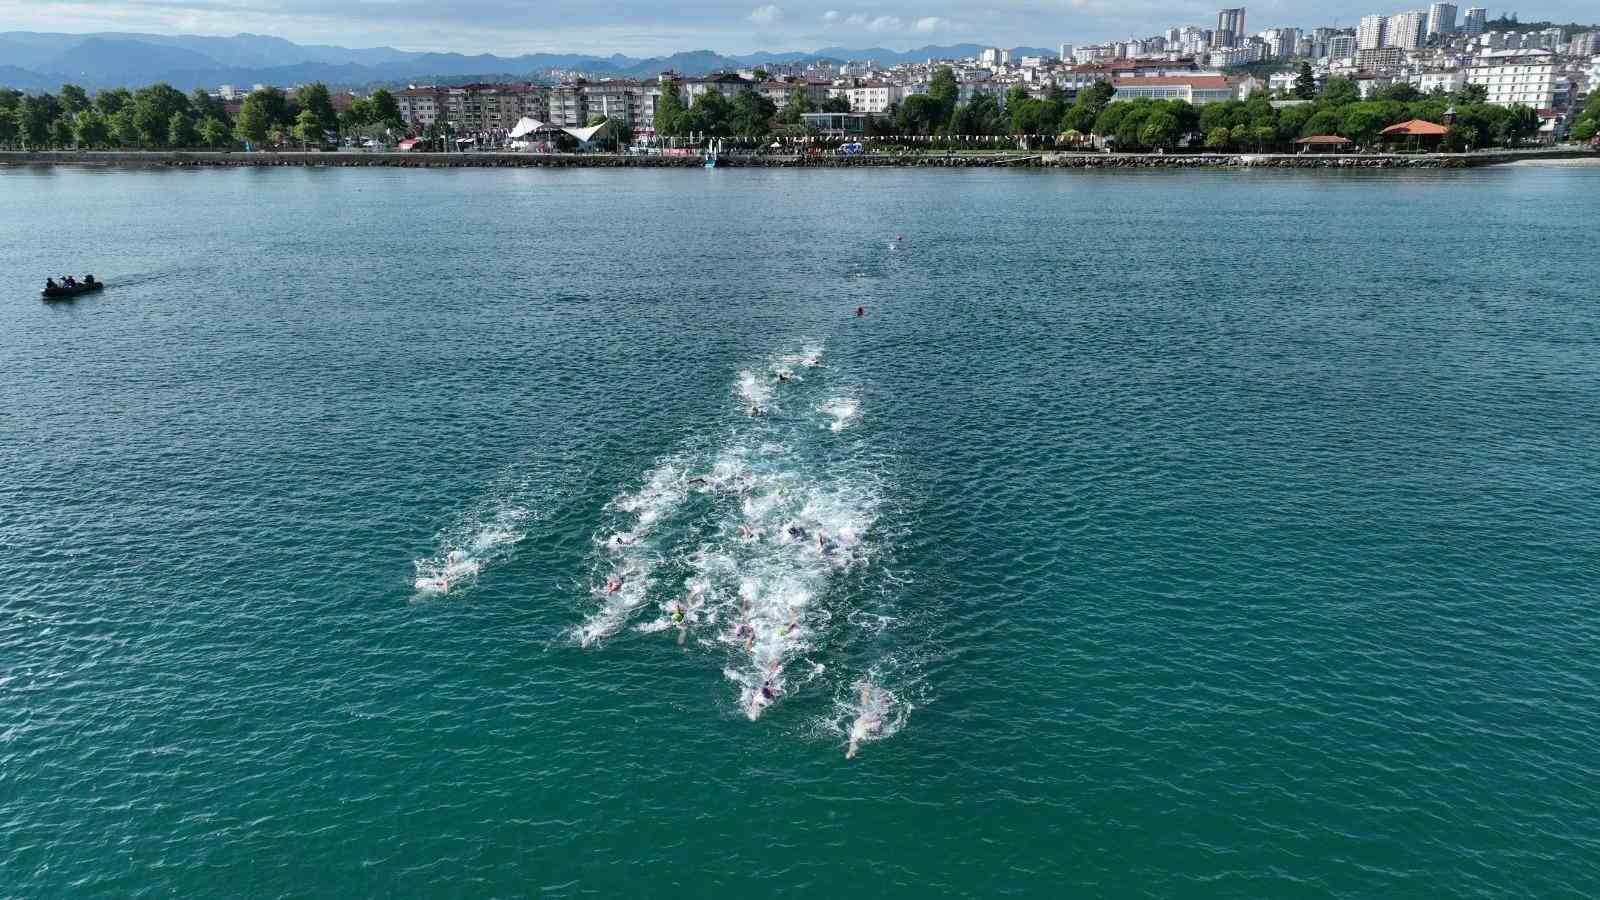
[2,164,1598,896]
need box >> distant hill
[0,30,1058,92]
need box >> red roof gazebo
[1380,119,1449,150]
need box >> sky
[0,0,1589,56]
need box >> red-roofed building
[1111,75,1236,104]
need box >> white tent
[561,122,612,144]
[509,117,547,139]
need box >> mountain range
[0,31,1056,92]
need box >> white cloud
[747,3,782,26]
[867,15,904,31]
[913,16,946,32]
[821,9,841,22]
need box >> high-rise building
[1358,14,1388,50]
[1216,8,1247,45]
[1462,7,1487,35]
[1265,27,1301,59]
[1328,34,1357,58]
[1059,43,1075,60]
[1386,10,1427,49]
[1427,3,1458,35]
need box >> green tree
[820,95,851,113]
[1301,109,1344,137]
[109,107,141,147]
[1079,80,1115,114]
[189,88,229,126]
[1294,63,1318,100]
[49,116,74,148]
[729,89,777,137]
[653,79,687,136]
[95,88,132,116]
[72,109,110,148]
[926,66,959,128]
[58,83,91,114]
[1060,102,1097,135]
[0,102,19,148]
[292,108,324,147]
[778,86,814,125]
[369,88,403,128]
[198,116,231,148]
[130,83,190,147]
[950,93,1003,135]
[896,93,945,134]
[16,94,60,149]
[683,91,734,136]
[1204,126,1233,149]
[1319,76,1360,106]
[1139,110,1181,149]
[1376,83,1422,103]
[1454,83,1489,105]
[1342,106,1387,145]
[168,111,198,147]
[293,83,338,134]
[235,88,288,146]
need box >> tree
[1293,63,1318,100]
[49,116,74,148]
[292,109,324,147]
[729,89,777,137]
[1205,126,1233,149]
[0,105,17,148]
[1454,82,1489,105]
[926,66,959,128]
[235,88,288,146]
[778,86,813,125]
[1319,76,1360,106]
[59,84,91,114]
[681,91,733,136]
[369,89,403,128]
[1139,110,1181,149]
[1060,102,1097,135]
[16,94,60,149]
[753,69,771,81]
[896,93,945,134]
[293,83,338,135]
[1376,83,1422,103]
[109,107,141,147]
[653,79,687,136]
[198,116,231,148]
[189,88,229,126]
[95,88,132,117]
[950,93,1003,135]
[130,83,190,147]
[1301,109,1344,137]
[820,95,851,113]
[72,109,109,148]
[168,111,198,147]
[1342,106,1387,145]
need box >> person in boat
[45,278,58,291]
[83,275,95,286]
[65,275,77,287]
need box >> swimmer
[761,680,779,701]
[747,405,763,417]
[687,476,710,487]
[855,306,865,318]
[776,371,794,383]
[605,576,624,594]
[608,533,635,548]
[845,685,885,760]
[787,524,809,540]
[739,523,759,542]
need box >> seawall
[1,148,1592,170]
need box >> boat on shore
[41,281,104,300]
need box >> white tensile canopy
[508,117,547,139]
[561,122,612,143]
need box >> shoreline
[1,148,1593,171]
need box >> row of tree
[1571,93,1600,142]
[0,82,404,150]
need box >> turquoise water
[3,164,1599,897]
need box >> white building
[1427,3,1458,36]
[1328,35,1357,59]
[1386,11,1427,50]
[1059,43,1074,61]
[979,47,1004,67]
[837,82,902,114]
[1412,69,1466,93]
[1358,15,1388,50]
[1112,74,1236,104]
[1468,49,1561,108]
[1462,7,1486,34]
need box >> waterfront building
[1468,48,1562,108]
[681,72,755,105]
[1216,8,1247,46]
[1427,3,1459,36]
[1358,15,1388,51]
[1112,74,1236,104]
[1462,7,1487,35]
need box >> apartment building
[1468,48,1563,108]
